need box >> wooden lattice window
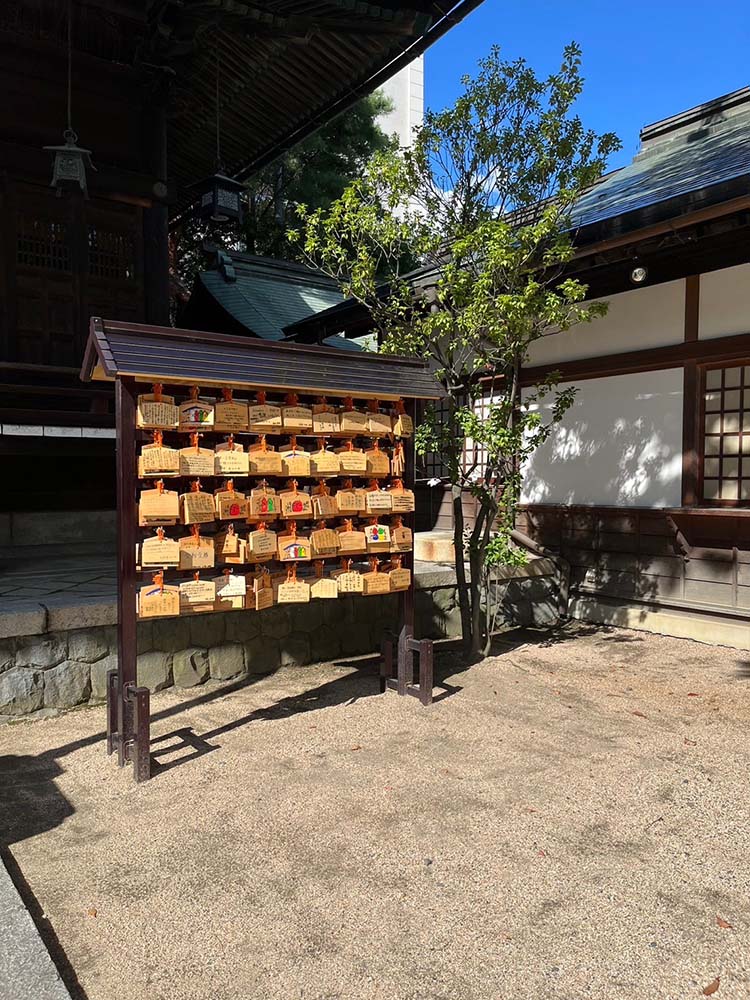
[16,215,70,272]
[88,226,136,281]
[417,397,450,479]
[702,363,750,503]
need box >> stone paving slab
[0,858,71,1000]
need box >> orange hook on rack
[342,396,354,412]
[226,433,234,448]
[316,519,327,530]
[189,385,200,401]
[153,383,163,402]
[287,520,297,539]
[222,387,233,402]
[256,390,267,405]
[340,557,352,572]
[285,392,299,406]
[368,556,380,573]
[155,478,165,494]
[152,429,163,447]
[156,526,165,541]
[152,570,164,593]
[286,564,298,582]
[190,479,201,493]
[190,524,201,541]
[190,431,201,452]
[226,479,235,494]
[343,518,353,532]
[314,559,325,578]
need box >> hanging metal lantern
[44,129,96,198]
[45,3,95,198]
[193,170,245,224]
[190,44,244,225]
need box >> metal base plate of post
[106,668,152,782]
[380,626,433,706]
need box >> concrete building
[379,57,425,148]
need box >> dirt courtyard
[1,623,748,1000]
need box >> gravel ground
[1,622,749,1000]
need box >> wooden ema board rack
[80,320,444,783]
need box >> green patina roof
[194,252,346,342]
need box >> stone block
[0,604,46,640]
[172,647,209,688]
[431,586,458,615]
[15,634,67,670]
[503,578,558,627]
[259,605,291,639]
[288,601,323,633]
[309,624,341,662]
[136,620,153,654]
[243,636,280,675]
[340,621,374,656]
[0,668,44,716]
[151,615,191,653]
[43,596,117,631]
[136,650,173,692]
[324,595,355,625]
[43,660,91,709]
[279,632,311,667]
[67,628,111,663]
[90,653,118,702]
[225,611,261,643]
[189,614,226,651]
[0,638,15,675]
[414,530,455,564]
[209,643,245,681]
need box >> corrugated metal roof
[189,253,345,342]
[81,319,444,400]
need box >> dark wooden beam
[520,329,750,386]
[681,275,701,507]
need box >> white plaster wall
[699,263,750,340]
[521,368,684,507]
[378,57,424,149]
[526,279,685,366]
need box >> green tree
[170,92,394,296]
[294,44,620,655]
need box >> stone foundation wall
[0,569,558,719]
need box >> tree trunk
[452,484,472,650]
[469,544,484,657]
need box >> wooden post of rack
[107,375,151,782]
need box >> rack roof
[80,319,444,400]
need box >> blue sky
[425,0,750,170]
